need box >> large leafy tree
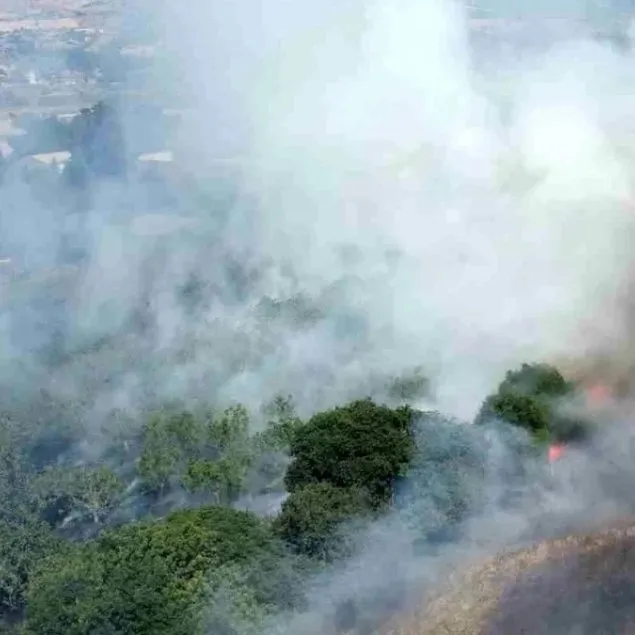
[138,405,253,504]
[256,395,304,453]
[475,363,590,443]
[273,483,370,562]
[399,412,487,544]
[29,465,124,529]
[248,395,304,495]
[285,399,417,509]
[0,415,30,524]
[0,519,64,623]
[24,506,288,635]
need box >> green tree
[400,412,487,543]
[497,362,572,398]
[24,506,279,635]
[183,457,245,503]
[186,406,253,503]
[0,395,86,525]
[285,399,416,509]
[30,465,124,527]
[0,519,64,621]
[24,545,107,635]
[386,366,430,404]
[200,565,269,635]
[273,483,370,562]
[478,391,550,436]
[257,395,303,453]
[138,405,253,502]
[475,363,590,443]
[244,395,304,496]
[0,416,29,523]
[201,549,309,633]
[138,408,201,494]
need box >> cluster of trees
[0,362,593,634]
[0,393,303,633]
[475,362,593,444]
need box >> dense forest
[0,359,595,634]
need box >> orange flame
[586,382,611,407]
[548,444,566,463]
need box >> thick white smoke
[2,0,635,632]
[1,0,623,422]
[149,1,635,632]
[146,0,635,419]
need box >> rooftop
[138,150,173,163]
[31,150,71,164]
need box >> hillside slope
[381,522,635,635]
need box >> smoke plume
[150,0,635,632]
[6,0,635,632]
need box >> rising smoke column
[9,0,631,423]
[165,0,635,418]
[4,0,633,632]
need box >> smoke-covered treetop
[0,360,602,634]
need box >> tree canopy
[475,362,592,443]
[273,483,370,562]
[0,361,599,634]
[24,506,285,635]
[285,399,417,509]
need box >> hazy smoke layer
[154,0,635,632]
[3,0,634,421]
[2,0,635,633]
[144,0,635,421]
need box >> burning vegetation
[365,361,635,635]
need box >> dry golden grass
[379,521,635,635]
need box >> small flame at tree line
[587,382,611,407]
[548,443,566,463]
[547,381,612,464]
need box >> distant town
[0,0,177,177]
[0,0,630,179]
